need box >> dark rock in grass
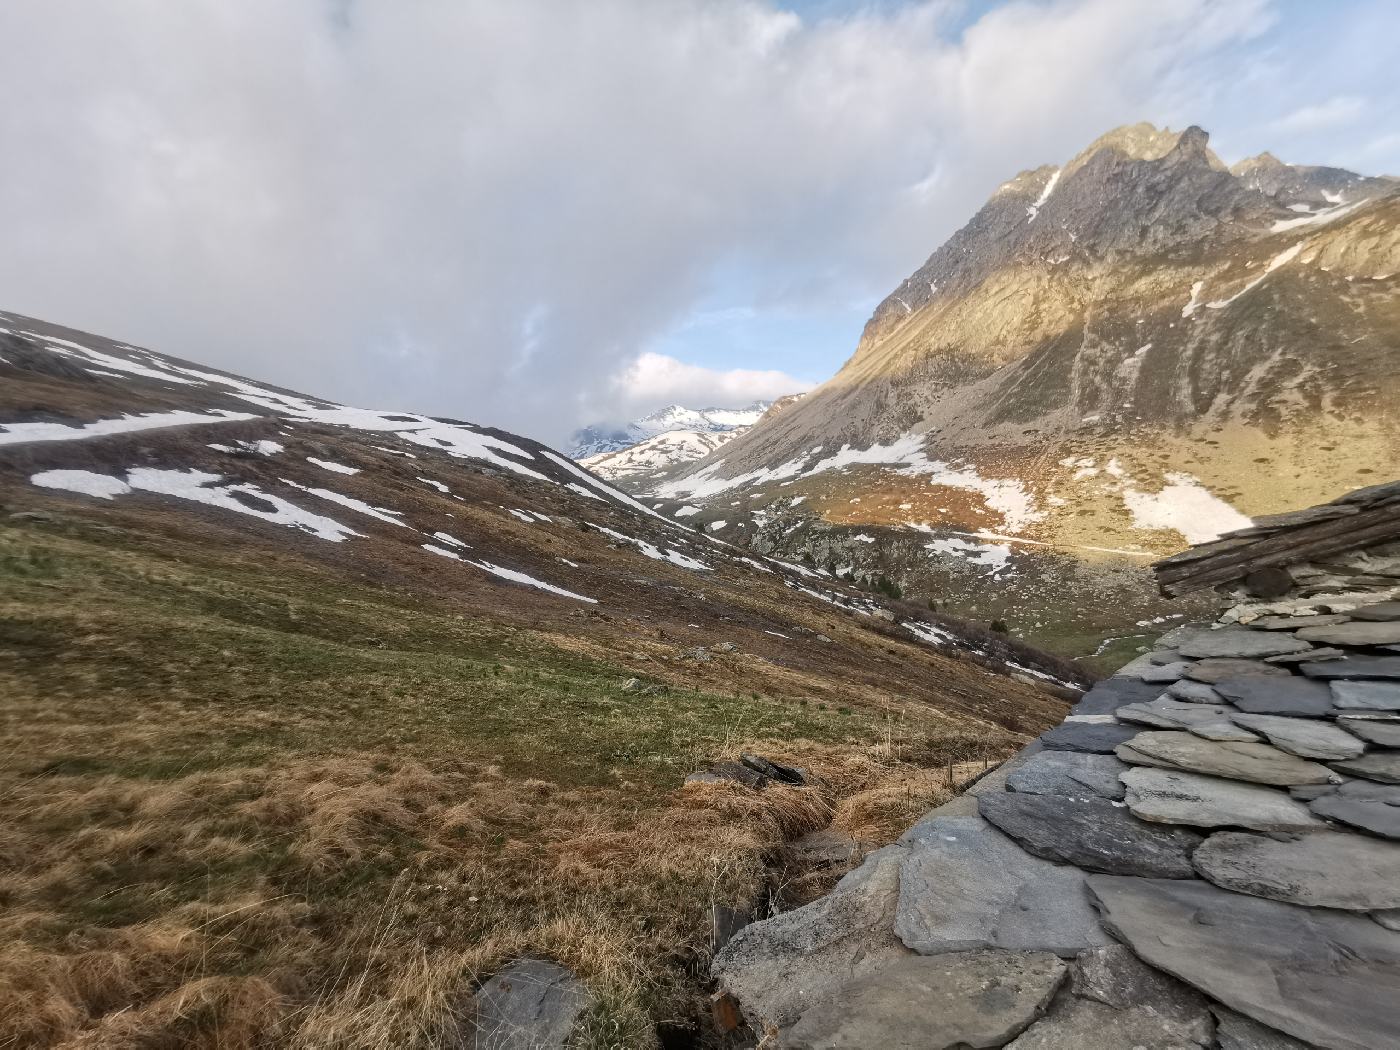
[1211,676,1334,717]
[780,950,1065,1050]
[1040,720,1140,754]
[687,761,769,789]
[471,960,591,1050]
[979,792,1201,878]
[1193,829,1400,910]
[1087,874,1400,1050]
[740,752,805,785]
[1301,656,1400,679]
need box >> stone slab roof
[713,599,1400,1048]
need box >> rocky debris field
[711,595,1400,1049]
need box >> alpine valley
[633,123,1400,667]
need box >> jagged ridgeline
[644,123,1400,661]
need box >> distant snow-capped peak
[569,400,773,458]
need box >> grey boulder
[1211,676,1334,717]
[1087,874,1400,1050]
[1193,829,1400,910]
[1116,732,1338,786]
[779,950,1065,1050]
[1228,713,1366,760]
[1121,767,1320,831]
[895,815,1111,958]
[978,791,1201,878]
[1004,749,1128,800]
[712,844,912,1028]
[471,960,591,1050]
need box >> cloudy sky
[1,0,1396,443]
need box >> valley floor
[0,513,1024,1048]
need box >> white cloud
[1267,95,1366,135]
[610,352,813,418]
[0,0,1377,446]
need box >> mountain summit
[650,123,1400,657]
[569,400,774,459]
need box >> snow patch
[1121,472,1251,544]
[0,409,256,446]
[307,457,360,475]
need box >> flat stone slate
[1149,649,1184,664]
[1039,720,1140,754]
[471,960,591,1050]
[1117,732,1338,786]
[1193,829,1400,910]
[978,792,1201,878]
[1330,679,1400,710]
[1300,655,1400,679]
[1186,658,1291,683]
[1211,676,1334,717]
[1174,628,1312,660]
[1249,613,1350,630]
[1375,910,1400,932]
[1071,678,1167,717]
[1332,752,1400,784]
[1229,713,1366,760]
[1116,698,1237,730]
[1212,1006,1315,1050]
[1339,715,1400,746]
[712,844,913,1028]
[1266,646,1346,664]
[1187,718,1260,742]
[1139,661,1192,683]
[1167,679,1226,703]
[1311,794,1400,839]
[1353,601,1400,622]
[1121,767,1320,831]
[779,950,1065,1050]
[1298,621,1400,647]
[1005,997,1211,1049]
[1004,750,1128,800]
[895,815,1111,958]
[1087,874,1400,1050]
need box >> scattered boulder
[1174,629,1312,660]
[712,845,913,1029]
[470,960,591,1050]
[1211,676,1334,717]
[740,753,805,785]
[686,761,770,790]
[1087,874,1400,1050]
[1228,713,1366,760]
[895,815,1111,958]
[780,950,1066,1050]
[1121,767,1320,831]
[1116,732,1338,786]
[1192,829,1400,910]
[978,792,1201,878]
[1004,750,1128,800]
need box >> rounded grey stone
[1193,829,1400,910]
[1121,767,1321,831]
[1117,732,1338,786]
[1228,713,1366,760]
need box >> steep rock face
[655,123,1400,657]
